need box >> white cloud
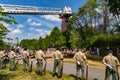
[31,22,41,26]
[27,18,32,23]
[29,27,35,30]
[5,29,23,43]
[10,29,22,35]
[28,33,33,36]
[41,15,61,22]
[27,18,42,26]
[29,17,57,28]
[35,29,51,38]
[27,33,39,38]
[17,24,24,28]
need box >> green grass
[0,64,76,80]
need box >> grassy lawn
[63,58,105,67]
[0,64,76,80]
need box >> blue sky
[0,0,87,43]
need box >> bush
[86,54,103,62]
[83,34,120,47]
[81,34,120,55]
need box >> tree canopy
[105,0,120,15]
[0,7,17,49]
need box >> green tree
[0,8,16,38]
[40,35,50,49]
[0,7,17,49]
[20,39,38,50]
[105,0,120,32]
[20,26,67,50]
[67,0,118,49]
[69,28,81,48]
[49,27,62,48]
[105,0,120,16]
[68,0,99,41]
[38,37,44,49]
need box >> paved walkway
[19,59,119,80]
[46,61,105,80]
[43,61,119,80]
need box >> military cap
[107,50,113,53]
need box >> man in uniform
[21,49,30,72]
[103,50,120,80]
[8,49,17,71]
[52,49,63,78]
[0,49,5,69]
[35,50,46,75]
[73,49,88,80]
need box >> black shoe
[0,67,4,69]
[76,77,79,80]
[57,75,62,78]
[9,69,14,71]
[35,71,40,75]
[35,71,37,73]
[23,69,27,72]
[52,74,55,77]
[39,72,42,76]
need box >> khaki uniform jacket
[22,51,29,58]
[73,51,87,62]
[0,51,5,58]
[9,51,16,58]
[103,54,119,67]
[35,50,45,59]
[52,50,63,59]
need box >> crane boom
[0,4,72,31]
[0,4,71,15]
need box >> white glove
[86,63,88,66]
[107,64,112,69]
[31,59,34,61]
[77,61,80,65]
[35,61,37,64]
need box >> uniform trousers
[23,58,29,71]
[0,58,4,69]
[76,61,85,79]
[53,59,62,76]
[105,66,118,80]
[9,58,15,70]
[36,59,43,75]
